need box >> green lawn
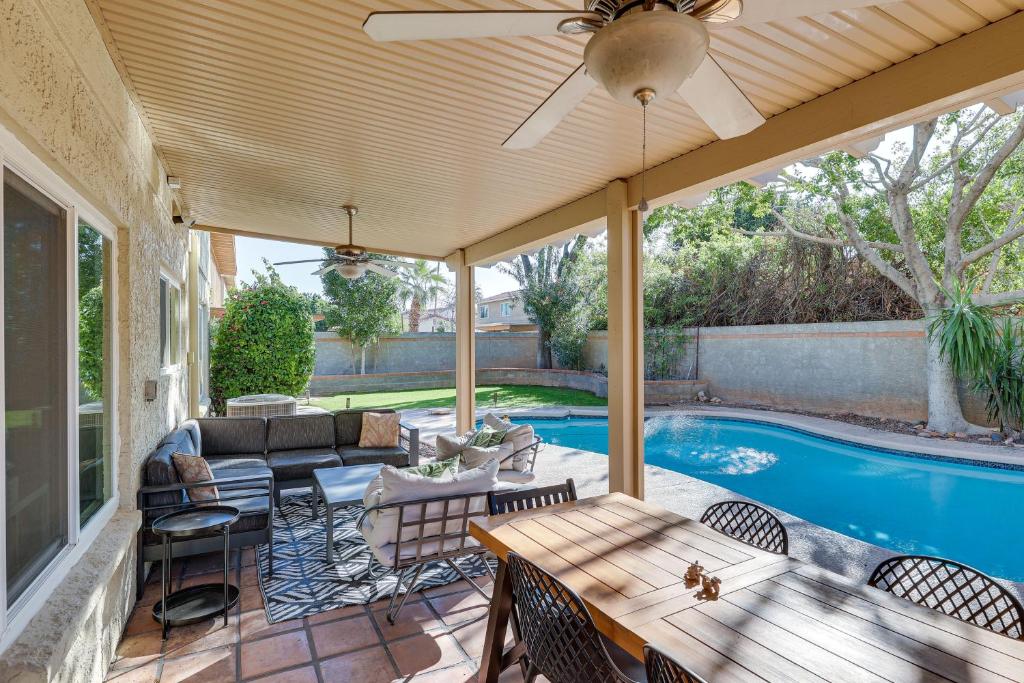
[309,384,606,412]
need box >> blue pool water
[530,416,1024,581]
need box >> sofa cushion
[141,488,269,544]
[496,469,537,485]
[142,442,185,521]
[197,417,267,457]
[205,455,268,470]
[267,414,335,452]
[483,414,535,471]
[206,463,273,491]
[334,408,394,446]
[161,426,198,457]
[268,448,341,481]
[359,412,401,448]
[435,431,473,459]
[338,446,409,468]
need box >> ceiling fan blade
[363,11,602,42]
[713,0,884,28]
[364,262,400,278]
[503,65,597,149]
[272,258,324,265]
[678,55,765,139]
[312,263,338,277]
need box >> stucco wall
[0,0,189,678]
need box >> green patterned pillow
[402,455,460,479]
[468,426,508,448]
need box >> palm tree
[396,259,448,332]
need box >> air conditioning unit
[225,394,297,417]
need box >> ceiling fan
[363,1,886,148]
[273,206,413,280]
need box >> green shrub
[210,267,315,414]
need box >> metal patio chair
[487,478,577,515]
[506,552,643,683]
[700,500,789,554]
[643,644,707,683]
[868,555,1024,639]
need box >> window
[0,132,119,633]
[160,274,182,368]
[77,221,112,526]
[478,304,489,319]
[500,302,513,317]
[4,169,70,606]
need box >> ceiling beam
[198,223,439,262]
[460,10,1024,267]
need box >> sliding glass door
[3,169,70,606]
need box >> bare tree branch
[982,249,1001,293]
[960,205,1024,268]
[733,211,905,252]
[895,120,938,189]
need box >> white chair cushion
[462,442,515,470]
[435,430,474,458]
[496,469,536,485]
[483,413,535,471]
[363,459,499,551]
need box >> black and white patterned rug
[256,491,493,624]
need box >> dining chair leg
[479,558,514,683]
[444,557,491,601]
[387,563,426,625]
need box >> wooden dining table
[470,492,1024,683]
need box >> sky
[235,123,921,299]
[235,236,520,298]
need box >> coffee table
[313,463,386,562]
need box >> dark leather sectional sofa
[135,408,419,596]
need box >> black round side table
[151,505,240,639]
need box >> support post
[605,180,645,499]
[449,249,476,434]
[186,231,201,418]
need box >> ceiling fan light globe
[583,11,709,106]
[337,263,365,279]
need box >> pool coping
[492,405,1024,470]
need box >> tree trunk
[360,345,366,375]
[924,330,973,434]
[409,295,421,333]
[537,328,552,369]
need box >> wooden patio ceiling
[87,1,1024,259]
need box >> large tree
[501,236,590,369]
[320,249,402,374]
[761,107,1024,433]
[396,259,448,333]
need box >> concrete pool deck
[404,405,1024,600]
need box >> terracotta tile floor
[108,549,535,683]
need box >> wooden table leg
[479,558,514,683]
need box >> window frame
[500,302,513,317]
[159,269,184,373]
[478,304,489,319]
[0,123,120,649]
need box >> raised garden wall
[311,321,994,423]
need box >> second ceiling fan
[363,0,888,148]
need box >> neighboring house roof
[478,290,520,304]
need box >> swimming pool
[529,415,1024,581]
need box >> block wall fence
[310,321,992,424]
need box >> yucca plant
[973,318,1024,437]
[927,278,998,380]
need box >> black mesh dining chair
[868,555,1024,639]
[643,644,707,683]
[487,478,577,515]
[700,500,789,554]
[506,552,643,683]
